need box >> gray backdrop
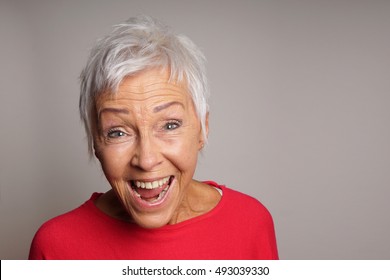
[1,0,389,259]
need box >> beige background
[1,0,389,259]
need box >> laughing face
[93,68,207,228]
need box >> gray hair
[79,15,209,156]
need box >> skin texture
[93,68,220,228]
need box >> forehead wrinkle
[103,92,186,106]
[118,85,186,96]
[96,77,191,117]
[112,83,190,106]
[96,94,188,120]
[119,73,186,91]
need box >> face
[93,68,207,228]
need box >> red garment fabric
[29,182,278,259]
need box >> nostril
[130,141,162,171]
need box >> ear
[204,111,209,139]
[94,150,100,159]
[93,143,100,160]
[199,112,209,149]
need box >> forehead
[96,68,190,107]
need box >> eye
[164,120,182,131]
[107,129,127,139]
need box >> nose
[130,135,162,171]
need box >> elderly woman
[29,16,278,259]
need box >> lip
[128,176,175,209]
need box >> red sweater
[29,182,278,259]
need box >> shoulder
[42,193,101,226]
[29,193,101,259]
[206,181,271,212]
[205,181,274,225]
[204,181,278,259]
[229,187,273,223]
[227,187,270,213]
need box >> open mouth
[130,175,174,204]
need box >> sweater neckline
[85,181,227,232]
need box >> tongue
[135,185,165,199]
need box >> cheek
[98,145,131,180]
[165,135,200,174]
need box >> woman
[29,15,278,259]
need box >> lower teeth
[149,189,167,202]
[134,186,169,203]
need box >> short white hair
[79,15,209,156]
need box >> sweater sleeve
[28,226,47,260]
[28,210,83,260]
[255,204,279,259]
[227,186,279,259]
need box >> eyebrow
[98,101,184,117]
[153,101,184,113]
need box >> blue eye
[164,120,182,130]
[107,130,126,138]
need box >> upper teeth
[134,176,170,189]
